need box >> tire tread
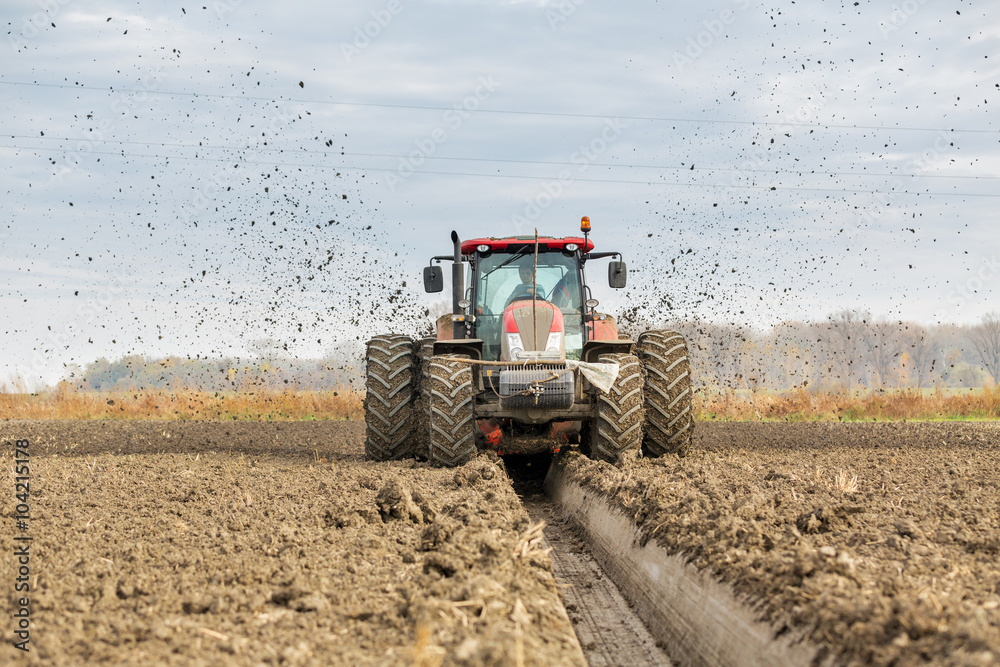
[364,334,415,461]
[637,330,694,456]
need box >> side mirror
[423,266,443,293]
[608,260,627,288]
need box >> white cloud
[0,0,996,385]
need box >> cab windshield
[474,249,584,361]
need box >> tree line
[626,310,1000,392]
[63,312,999,393]
[67,344,364,393]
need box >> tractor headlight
[506,333,524,360]
[545,332,562,353]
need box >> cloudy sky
[2,0,998,386]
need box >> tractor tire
[411,337,436,460]
[585,353,644,465]
[637,330,694,456]
[364,334,415,461]
[427,355,476,468]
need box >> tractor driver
[506,263,545,306]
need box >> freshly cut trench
[543,462,821,667]
[521,494,675,667]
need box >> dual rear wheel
[363,330,694,466]
[363,335,475,466]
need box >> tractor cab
[470,237,588,361]
[422,218,629,364]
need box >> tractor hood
[501,300,566,361]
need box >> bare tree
[694,324,739,389]
[827,309,871,387]
[968,311,1000,386]
[866,319,903,388]
[903,324,937,389]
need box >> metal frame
[476,402,594,421]
[470,246,591,357]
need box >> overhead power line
[6,135,999,182]
[1,79,996,135]
[4,142,998,197]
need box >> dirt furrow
[521,493,674,667]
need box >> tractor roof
[461,235,595,255]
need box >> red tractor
[364,218,693,467]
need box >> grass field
[1,383,997,422]
[0,385,364,421]
[694,386,1000,422]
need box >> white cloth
[565,359,620,394]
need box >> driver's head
[518,264,534,283]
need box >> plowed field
[558,422,1000,666]
[0,421,582,666]
[2,420,999,666]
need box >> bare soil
[5,420,999,666]
[555,421,1000,666]
[0,421,583,666]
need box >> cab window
[474,250,584,360]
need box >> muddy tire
[637,330,694,456]
[427,355,476,467]
[411,337,436,460]
[585,353,643,465]
[364,335,415,461]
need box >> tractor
[364,217,693,467]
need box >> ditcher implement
[364,218,694,467]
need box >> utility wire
[4,143,997,197]
[1,79,996,135]
[6,135,999,181]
